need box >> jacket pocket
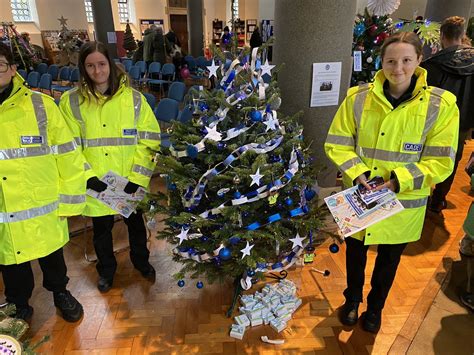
[33,185,57,202]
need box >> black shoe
[14,305,34,322]
[53,291,84,322]
[98,277,113,293]
[138,264,156,281]
[428,199,447,213]
[339,301,359,326]
[362,309,382,333]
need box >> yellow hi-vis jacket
[325,67,459,245]
[59,81,160,217]
[0,74,86,265]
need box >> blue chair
[196,56,207,69]
[154,98,179,123]
[178,105,193,123]
[139,62,161,85]
[143,92,156,110]
[128,65,141,88]
[36,62,48,75]
[26,71,40,88]
[168,81,186,103]
[148,63,175,96]
[135,60,147,76]
[123,59,133,72]
[38,73,52,95]
[17,69,27,80]
[69,68,80,84]
[51,67,73,95]
[47,64,59,81]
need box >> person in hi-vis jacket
[325,32,459,333]
[60,42,161,293]
[0,42,85,322]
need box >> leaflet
[86,171,146,218]
[324,186,404,237]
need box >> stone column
[425,0,472,23]
[91,0,118,58]
[274,0,357,187]
[187,0,205,57]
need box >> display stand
[233,19,245,47]
[246,19,257,43]
[212,19,223,46]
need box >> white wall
[258,0,274,22]
[392,0,428,20]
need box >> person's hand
[87,177,108,192]
[355,174,371,190]
[124,181,140,194]
[374,179,398,192]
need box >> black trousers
[432,129,469,203]
[92,211,149,280]
[1,248,69,307]
[344,237,407,312]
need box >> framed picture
[140,19,164,37]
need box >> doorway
[170,14,188,55]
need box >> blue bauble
[169,183,177,191]
[186,144,199,158]
[249,110,263,122]
[285,197,293,206]
[199,103,209,111]
[229,236,241,245]
[304,188,316,201]
[354,23,366,37]
[218,247,232,260]
[395,21,403,29]
[178,280,185,287]
[217,142,226,150]
[329,243,340,253]
[200,236,209,242]
[247,269,256,277]
[196,281,204,289]
[234,191,242,199]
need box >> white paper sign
[310,62,342,107]
[107,31,117,44]
[353,51,362,72]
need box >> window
[118,0,129,23]
[84,0,93,23]
[10,0,32,22]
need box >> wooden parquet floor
[1,141,472,354]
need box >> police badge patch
[403,142,423,152]
[21,135,44,144]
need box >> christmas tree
[144,47,326,306]
[0,303,49,354]
[1,22,40,70]
[351,8,392,86]
[122,20,137,58]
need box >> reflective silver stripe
[31,93,48,146]
[84,162,91,170]
[422,88,443,138]
[84,137,136,147]
[0,201,58,223]
[74,137,82,146]
[0,146,52,160]
[326,134,355,147]
[132,164,153,177]
[132,90,142,126]
[59,194,86,204]
[357,146,420,163]
[138,131,161,140]
[353,89,368,129]
[52,141,77,154]
[406,163,424,189]
[399,197,428,209]
[339,157,363,173]
[422,146,456,162]
[69,91,86,135]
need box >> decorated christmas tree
[144,46,327,310]
[351,8,392,86]
[1,22,40,70]
[0,303,48,354]
[122,20,137,57]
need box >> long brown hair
[380,32,423,59]
[78,41,128,102]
